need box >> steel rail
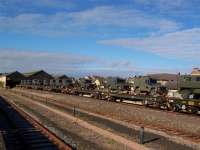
[4,98,74,150]
[13,90,200,143]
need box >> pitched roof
[23,70,53,80]
[58,75,69,79]
[0,71,25,81]
[148,73,178,81]
[1,71,22,76]
[23,70,43,77]
[191,68,200,75]
[52,75,70,79]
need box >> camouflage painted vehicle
[168,98,200,114]
[104,77,127,92]
[78,77,96,91]
[178,75,200,99]
[133,76,166,95]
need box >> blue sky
[0,0,200,76]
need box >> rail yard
[0,88,199,150]
[12,70,200,115]
[0,94,73,150]
[3,0,200,149]
[0,69,200,150]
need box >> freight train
[178,75,200,99]
[18,74,200,115]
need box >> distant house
[21,70,53,86]
[0,71,25,88]
[191,68,200,76]
[148,73,178,90]
[50,75,73,88]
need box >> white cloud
[98,28,200,59]
[0,6,180,36]
[0,49,96,73]
[0,48,192,76]
[0,48,140,76]
[69,6,180,33]
[0,13,73,36]
[134,0,187,10]
[133,0,199,19]
[0,0,75,11]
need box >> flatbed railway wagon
[178,75,200,99]
[71,89,109,99]
[71,88,168,108]
[108,93,167,107]
[168,98,200,114]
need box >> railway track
[9,91,200,145]
[15,88,200,118]
[0,96,73,150]
[113,99,200,118]
[69,95,199,116]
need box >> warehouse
[21,70,53,86]
[0,71,25,88]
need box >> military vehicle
[78,77,96,90]
[178,75,200,99]
[18,72,200,114]
[132,76,166,95]
[104,77,127,91]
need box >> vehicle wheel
[134,87,140,95]
[187,107,198,114]
[143,100,149,107]
[108,97,115,102]
[167,103,173,111]
[150,88,156,95]
[173,104,181,112]
[180,90,191,99]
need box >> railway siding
[13,88,200,136]
[2,93,135,150]
[3,89,200,150]
[0,96,73,150]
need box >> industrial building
[0,71,25,88]
[21,70,53,86]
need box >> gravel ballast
[2,89,200,149]
[13,88,200,136]
[2,92,134,150]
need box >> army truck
[178,75,200,99]
[105,77,127,92]
[78,77,96,90]
[133,76,166,95]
